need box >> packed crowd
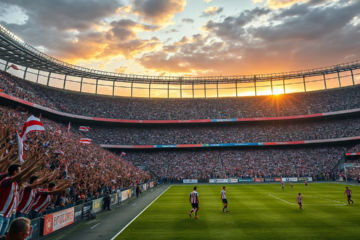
[125,147,346,180]
[1,70,360,120]
[84,117,360,145]
[0,105,150,235]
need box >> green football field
[114,183,360,240]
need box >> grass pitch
[115,183,360,240]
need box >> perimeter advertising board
[282,177,298,182]
[274,177,282,182]
[183,179,198,183]
[238,179,253,182]
[298,177,313,182]
[82,202,92,218]
[209,179,238,183]
[74,205,83,222]
[43,208,74,236]
[92,198,104,213]
[265,178,274,182]
[254,178,264,182]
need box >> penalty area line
[110,185,172,240]
[268,194,296,205]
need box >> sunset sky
[0,0,360,97]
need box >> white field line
[268,194,346,205]
[90,223,101,229]
[306,195,347,205]
[110,185,172,240]
[268,194,296,205]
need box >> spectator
[0,217,31,240]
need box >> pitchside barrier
[205,177,313,184]
[36,180,157,238]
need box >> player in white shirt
[221,186,228,213]
[189,186,199,219]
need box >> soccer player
[290,181,293,189]
[189,186,199,219]
[297,193,302,210]
[344,187,354,205]
[221,186,228,213]
[305,180,308,189]
[281,181,284,191]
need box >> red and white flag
[79,126,90,131]
[55,130,62,136]
[20,115,45,141]
[16,131,25,163]
[99,162,104,167]
[7,64,19,71]
[67,122,71,133]
[79,138,91,144]
[121,151,126,156]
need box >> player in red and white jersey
[297,193,302,210]
[0,162,39,236]
[305,180,308,189]
[290,181,293,189]
[31,180,70,218]
[281,181,284,191]
[221,186,228,213]
[189,186,199,219]
[344,187,354,205]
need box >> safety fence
[27,181,156,239]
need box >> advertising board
[74,205,83,222]
[110,194,117,206]
[43,208,74,236]
[282,177,298,182]
[28,218,40,239]
[92,198,104,213]
[264,178,274,182]
[209,179,238,183]
[82,202,92,218]
[121,190,129,201]
[274,177,282,182]
[238,179,253,182]
[254,178,264,182]
[297,177,313,182]
[183,179,198,184]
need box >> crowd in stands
[126,147,345,180]
[0,105,150,235]
[1,70,360,120]
[84,117,360,145]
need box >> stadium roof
[0,24,359,85]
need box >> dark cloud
[130,0,186,24]
[181,18,194,23]
[200,6,224,17]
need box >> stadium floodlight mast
[343,165,360,182]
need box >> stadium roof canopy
[0,24,359,85]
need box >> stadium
[1,1,360,239]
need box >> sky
[0,0,360,98]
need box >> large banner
[238,179,253,182]
[254,178,264,182]
[183,179,198,184]
[74,205,83,222]
[282,177,298,182]
[28,218,40,240]
[43,208,74,236]
[82,202,92,218]
[92,198,104,213]
[298,177,313,182]
[209,179,238,183]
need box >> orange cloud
[253,0,309,9]
[114,67,128,73]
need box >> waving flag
[79,126,90,131]
[54,150,64,155]
[20,115,45,141]
[67,122,71,133]
[16,132,25,163]
[7,64,19,71]
[79,138,91,144]
[121,151,126,156]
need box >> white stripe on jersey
[190,191,198,203]
[221,190,226,199]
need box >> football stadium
[0,0,360,239]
